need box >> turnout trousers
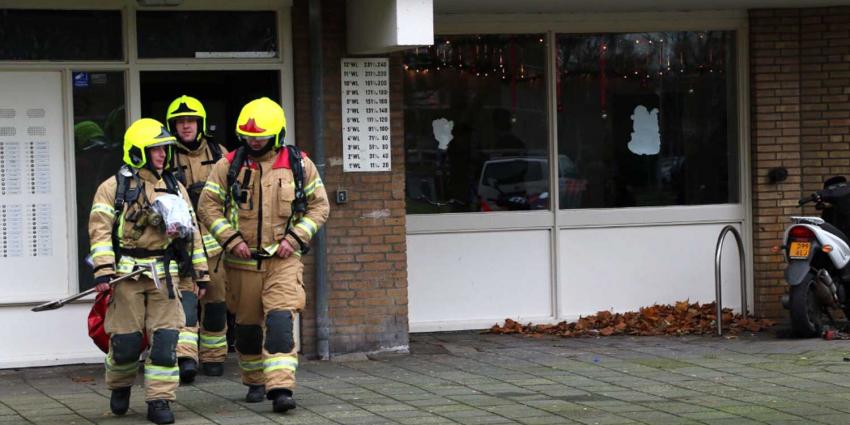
[104,275,185,401]
[226,255,305,391]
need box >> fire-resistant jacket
[172,138,229,258]
[197,147,329,271]
[88,167,210,284]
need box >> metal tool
[31,263,158,312]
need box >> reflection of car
[558,155,587,209]
[478,155,587,211]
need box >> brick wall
[291,0,409,357]
[750,7,850,320]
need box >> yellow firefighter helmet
[235,97,287,148]
[165,95,207,141]
[123,118,175,168]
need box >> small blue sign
[72,72,89,88]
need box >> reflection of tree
[0,10,121,60]
[73,80,126,290]
[558,32,725,79]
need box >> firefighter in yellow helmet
[198,97,329,413]
[165,95,229,382]
[88,118,209,424]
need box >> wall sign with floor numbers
[341,57,391,172]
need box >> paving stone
[7,332,850,424]
[516,414,576,424]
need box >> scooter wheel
[790,276,824,338]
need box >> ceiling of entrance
[435,0,850,14]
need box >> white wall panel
[558,223,746,319]
[0,71,70,304]
[0,304,102,368]
[408,230,553,332]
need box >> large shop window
[403,35,548,214]
[137,11,277,59]
[557,31,739,209]
[0,9,122,61]
[73,72,126,291]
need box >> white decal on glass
[627,105,660,156]
[432,118,454,150]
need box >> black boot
[146,400,175,424]
[178,358,197,384]
[269,388,296,413]
[201,362,223,376]
[110,386,131,415]
[245,384,265,403]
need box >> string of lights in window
[403,34,546,83]
[402,32,729,84]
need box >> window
[73,71,126,291]
[137,11,277,59]
[403,34,548,214]
[0,9,122,61]
[556,31,739,209]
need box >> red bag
[87,289,148,353]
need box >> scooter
[780,178,850,337]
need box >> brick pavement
[3,331,850,424]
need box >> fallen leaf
[487,301,774,338]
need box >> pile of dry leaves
[488,301,774,337]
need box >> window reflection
[557,31,739,209]
[403,34,548,214]
[0,9,122,61]
[73,71,125,291]
[137,11,277,59]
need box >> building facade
[0,0,848,367]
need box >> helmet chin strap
[246,139,275,157]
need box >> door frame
[0,0,295,300]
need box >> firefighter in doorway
[165,95,230,381]
[89,118,209,424]
[198,97,329,412]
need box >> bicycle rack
[715,225,748,336]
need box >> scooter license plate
[789,242,811,259]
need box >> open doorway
[141,70,281,151]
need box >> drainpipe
[308,0,330,361]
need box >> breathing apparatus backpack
[225,145,309,256]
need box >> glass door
[140,70,281,152]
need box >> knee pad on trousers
[149,329,179,366]
[111,331,144,364]
[202,302,227,332]
[180,291,198,327]
[235,324,263,355]
[265,310,294,354]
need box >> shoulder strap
[287,145,307,214]
[113,166,143,210]
[162,171,180,195]
[112,166,138,262]
[113,169,129,212]
[208,141,223,162]
[226,147,246,188]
